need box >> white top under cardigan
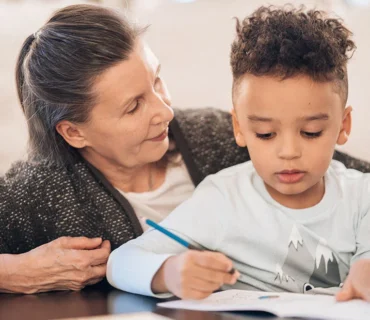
[117,161,195,231]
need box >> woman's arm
[0,237,110,294]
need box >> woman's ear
[56,121,87,149]
[337,106,352,146]
[231,108,247,147]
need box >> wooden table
[0,286,287,320]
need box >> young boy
[107,6,370,301]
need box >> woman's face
[79,40,174,169]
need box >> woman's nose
[158,80,172,107]
[151,99,174,125]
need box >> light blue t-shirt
[107,160,370,297]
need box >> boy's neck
[264,178,325,210]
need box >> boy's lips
[276,170,306,183]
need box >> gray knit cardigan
[1,108,369,254]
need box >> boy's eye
[302,131,323,138]
[256,133,275,140]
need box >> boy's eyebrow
[247,115,273,122]
[247,113,330,122]
[300,113,329,121]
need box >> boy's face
[232,74,352,207]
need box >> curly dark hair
[230,5,356,104]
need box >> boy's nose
[277,137,302,160]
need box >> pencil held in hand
[145,219,237,274]
[160,250,241,300]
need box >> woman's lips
[148,128,168,142]
[276,170,305,183]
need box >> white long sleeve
[107,161,370,296]
[107,177,229,297]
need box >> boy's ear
[56,120,88,149]
[231,108,247,147]
[337,106,352,146]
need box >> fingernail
[230,272,240,284]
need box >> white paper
[157,289,370,320]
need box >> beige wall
[0,0,91,174]
[1,0,370,174]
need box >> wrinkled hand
[152,250,240,300]
[1,236,110,294]
[336,259,370,302]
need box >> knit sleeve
[0,159,140,254]
[0,162,53,254]
[172,107,251,184]
[0,177,11,253]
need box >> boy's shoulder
[330,160,370,204]
[330,159,369,181]
[202,160,255,190]
[208,160,254,178]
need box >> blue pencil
[145,219,235,274]
[258,295,280,300]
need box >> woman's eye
[302,131,323,139]
[127,100,141,114]
[256,133,275,140]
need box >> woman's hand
[336,259,370,302]
[0,236,111,294]
[151,250,240,299]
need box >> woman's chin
[149,140,170,161]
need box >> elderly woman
[0,4,368,294]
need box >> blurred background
[0,0,369,174]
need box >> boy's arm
[107,230,185,298]
[336,182,370,301]
[106,177,233,297]
[336,259,370,302]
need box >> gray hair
[16,4,146,167]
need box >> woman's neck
[80,151,166,193]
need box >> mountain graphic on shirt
[288,224,304,250]
[274,224,315,292]
[307,238,341,288]
[275,263,295,283]
[274,225,341,293]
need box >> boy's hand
[152,250,240,299]
[336,259,370,302]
